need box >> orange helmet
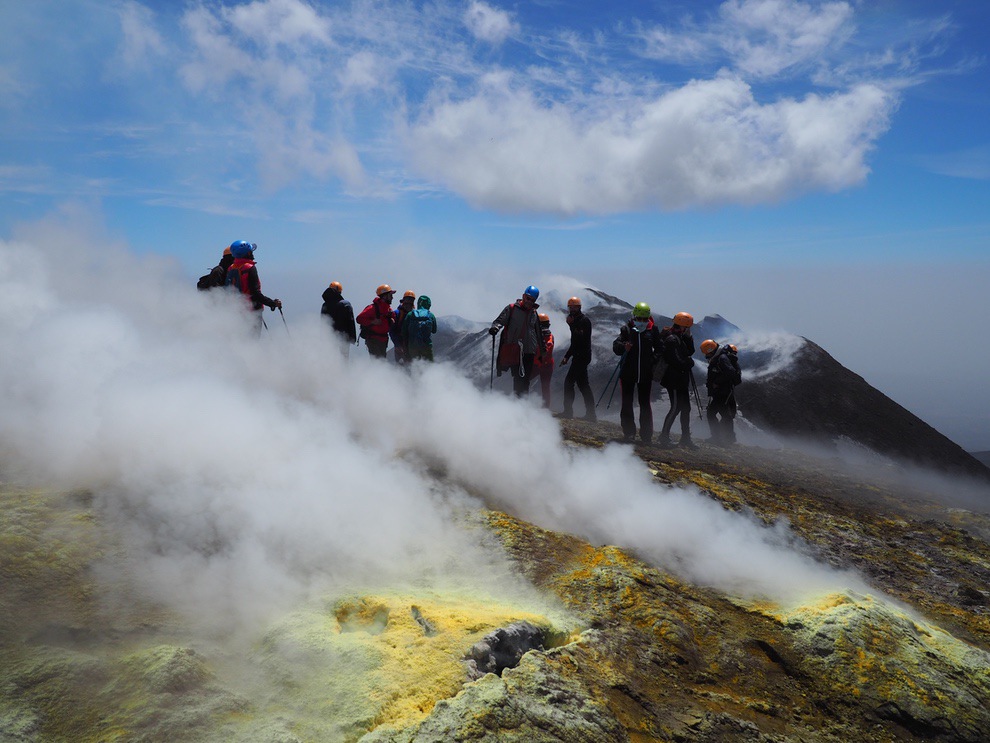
[329,281,342,293]
[538,313,550,325]
[567,296,581,308]
[673,312,694,328]
[700,339,718,356]
[376,284,394,297]
[222,246,232,257]
[728,344,738,353]
[402,290,416,301]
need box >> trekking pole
[596,352,625,408]
[277,306,290,337]
[489,333,496,390]
[690,369,703,419]
[605,369,622,410]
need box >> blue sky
[2,0,989,449]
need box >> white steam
[0,226,863,630]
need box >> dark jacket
[563,312,593,365]
[492,300,541,355]
[659,327,696,389]
[706,346,741,397]
[613,318,662,384]
[321,288,356,342]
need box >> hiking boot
[678,437,698,450]
[582,412,597,422]
[655,435,674,449]
[559,410,573,419]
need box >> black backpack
[196,264,226,291]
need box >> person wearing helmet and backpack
[702,339,742,446]
[197,246,234,291]
[489,286,541,397]
[533,313,555,408]
[401,295,438,363]
[390,290,417,364]
[658,312,697,449]
[559,296,595,421]
[224,240,282,333]
[321,280,356,354]
[356,285,396,358]
[613,302,662,444]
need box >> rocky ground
[2,418,989,742]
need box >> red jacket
[534,331,554,368]
[356,297,395,341]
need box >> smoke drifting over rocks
[0,227,865,634]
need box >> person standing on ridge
[390,290,416,364]
[658,312,697,449]
[197,245,234,290]
[356,285,396,358]
[612,302,662,444]
[489,286,541,397]
[321,280,356,354]
[559,296,595,421]
[401,295,438,363]
[533,313,555,408]
[702,339,742,446]
[224,240,282,333]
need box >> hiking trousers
[510,353,536,397]
[563,360,596,417]
[707,391,736,444]
[366,337,388,358]
[537,363,553,408]
[620,377,653,442]
[661,385,692,439]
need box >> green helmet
[633,302,651,319]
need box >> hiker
[658,312,696,449]
[612,303,662,444]
[197,246,234,290]
[489,286,541,397]
[559,296,595,421]
[224,240,282,332]
[320,280,356,354]
[401,295,438,362]
[356,285,396,358]
[703,340,743,446]
[533,313,555,408]
[390,290,417,364]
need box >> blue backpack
[407,308,434,345]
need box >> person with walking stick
[489,286,541,398]
[224,240,282,335]
[612,303,662,444]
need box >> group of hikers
[488,287,741,449]
[199,243,742,448]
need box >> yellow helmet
[376,284,394,297]
[700,339,718,356]
[673,312,694,328]
[329,281,342,293]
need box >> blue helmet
[523,285,540,300]
[229,240,255,259]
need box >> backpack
[726,349,742,386]
[407,308,434,345]
[197,264,226,291]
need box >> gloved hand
[489,326,499,336]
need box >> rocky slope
[2,420,989,742]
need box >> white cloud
[640,0,856,79]
[115,1,167,70]
[404,73,895,215]
[463,1,517,45]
